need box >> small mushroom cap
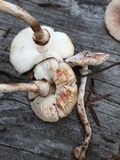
[65,51,109,66]
[32,58,77,122]
[10,26,74,74]
[105,0,120,41]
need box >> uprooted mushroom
[0,0,74,74]
[0,58,77,122]
[31,58,77,122]
[66,51,109,160]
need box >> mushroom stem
[65,51,109,159]
[75,65,92,160]
[0,80,51,97]
[0,0,50,45]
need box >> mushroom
[31,57,77,122]
[105,0,120,41]
[65,51,109,160]
[0,57,77,122]
[0,0,74,74]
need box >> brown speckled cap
[65,51,109,66]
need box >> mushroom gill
[31,58,77,122]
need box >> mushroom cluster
[0,1,110,160]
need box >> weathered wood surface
[0,0,120,159]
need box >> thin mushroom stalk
[0,0,50,45]
[0,80,53,97]
[74,65,92,160]
[65,51,109,160]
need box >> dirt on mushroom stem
[74,65,92,160]
[0,0,50,45]
[0,80,51,97]
[65,51,109,160]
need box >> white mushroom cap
[31,58,77,122]
[65,51,109,66]
[105,0,120,41]
[10,27,53,74]
[10,26,74,74]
